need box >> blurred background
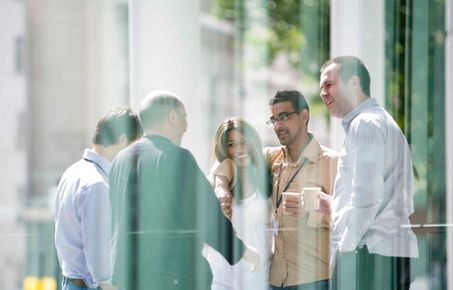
[0,0,452,289]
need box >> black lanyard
[275,156,310,210]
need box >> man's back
[110,135,243,290]
[55,149,112,288]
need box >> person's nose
[274,120,284,130]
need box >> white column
[329,0,385,151]
[128,0,207,167]
[446,1,453,289]
[242,0,269,142]
[100,0,130,109]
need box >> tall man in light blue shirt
[54,107,142,290]
[319,56,418,290]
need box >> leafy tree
[209,0,329,76]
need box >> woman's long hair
[211,117,271,198]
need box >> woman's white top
[204,192,272,290]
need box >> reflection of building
[23,0,131,286]
[26,0,130,200]
[0,1,27,289]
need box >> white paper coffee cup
[302,187,321,211]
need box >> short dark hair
[320,56,371,96]
[92,107,143,146]
[139,91,184,129]
[268,90,310,112]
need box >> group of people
[54,55,419,290]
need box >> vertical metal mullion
[446,0,453,288]
[403,0,413,142]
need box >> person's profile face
[319,63,351,118]
[226,129,251,167]
[270,101,304,147]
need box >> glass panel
[385,0,447,289]
[0,0,450,289]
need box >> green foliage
[209,0,329,72]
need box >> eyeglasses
[266,111,298,125]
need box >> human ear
[168,109,177,124]
[119,133,128,146]
[350,75,360,91]
[301,109,310,124]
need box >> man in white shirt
[54,107,142,290]
[319,56,418,290]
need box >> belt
[66,277,88,288]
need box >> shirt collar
[83,148,112,175]
[144,134,174,145]
[282,133,320,165]
[342,98,378,132]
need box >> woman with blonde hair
[204,117,273,290]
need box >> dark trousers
[331,246,417,290]
[271,279,329,290]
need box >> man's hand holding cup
[283,187,332,216]
[301,187,332,213]
[282,191,303,215]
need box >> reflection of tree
[209,0,329,75]
[209,0,330,113]
[385,0,447,288]
[385,0,446,199]
[385,0,445,146]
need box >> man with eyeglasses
[263,90,338,290]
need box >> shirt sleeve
[212,158,236,189]
[338,118,386,252]
[78,182,112,285]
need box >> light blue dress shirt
[331,98,419,264]
[54,149,112,288]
